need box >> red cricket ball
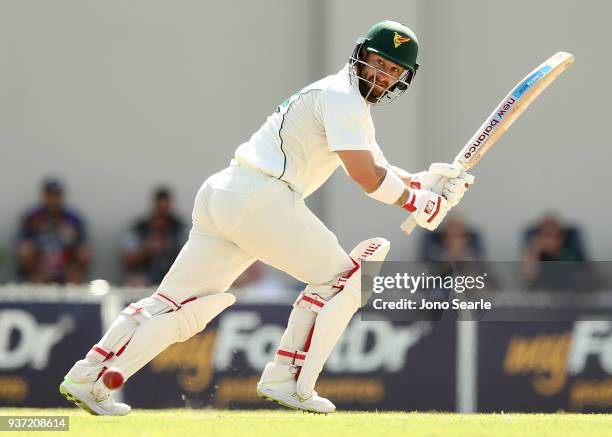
[102,367,124,390]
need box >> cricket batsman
[60,20,475,415]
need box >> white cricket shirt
[234,64,388,198]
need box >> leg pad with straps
[270,238,390,396]
[68,293,235,384]
[108,292,235,380]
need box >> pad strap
[276,349,307,367]
[121,304,153,323]
[294,293,326,314]
[153,292,182,310]
[89,345,113,361]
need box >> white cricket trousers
[155,162,354,304]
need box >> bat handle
[400,216,418,234]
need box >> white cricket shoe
[256,362,336,414]
[59,378,131,416]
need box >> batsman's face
[360,51,405,98]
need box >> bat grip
[401,216,418,234]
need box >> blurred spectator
[16,178,91,284]
[420,214,484,263]
[419,214,491,289]
[418,215,495,320]
[121,187,186,286]
[231,261,293,304]
[522,214,596,291]
[0,246,8,282]
[523,215,586,262]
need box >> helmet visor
[349,54,416,105]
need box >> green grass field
[1,409,611,437]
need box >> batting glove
[402,188,449,231]
[411,163,475,208]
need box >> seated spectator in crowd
[121,187,186,286]
[522,214,596,291]
[420,214,484,263]
[419,215,493,320]
[0,246,6,279]
[16,178,91,284]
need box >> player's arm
[339,150,473,204]
[336,149,447,230]
[389,165,413,185]
[324,90,457,230]
[336,150,402,198]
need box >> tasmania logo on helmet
[393,32,411,48]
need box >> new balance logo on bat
[463,97,517,160]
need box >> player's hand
[408,163,461,191]
[402,188,449,231]
[442,170,475,207]
[411,163,475,207]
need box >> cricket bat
[401,51,575,234]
